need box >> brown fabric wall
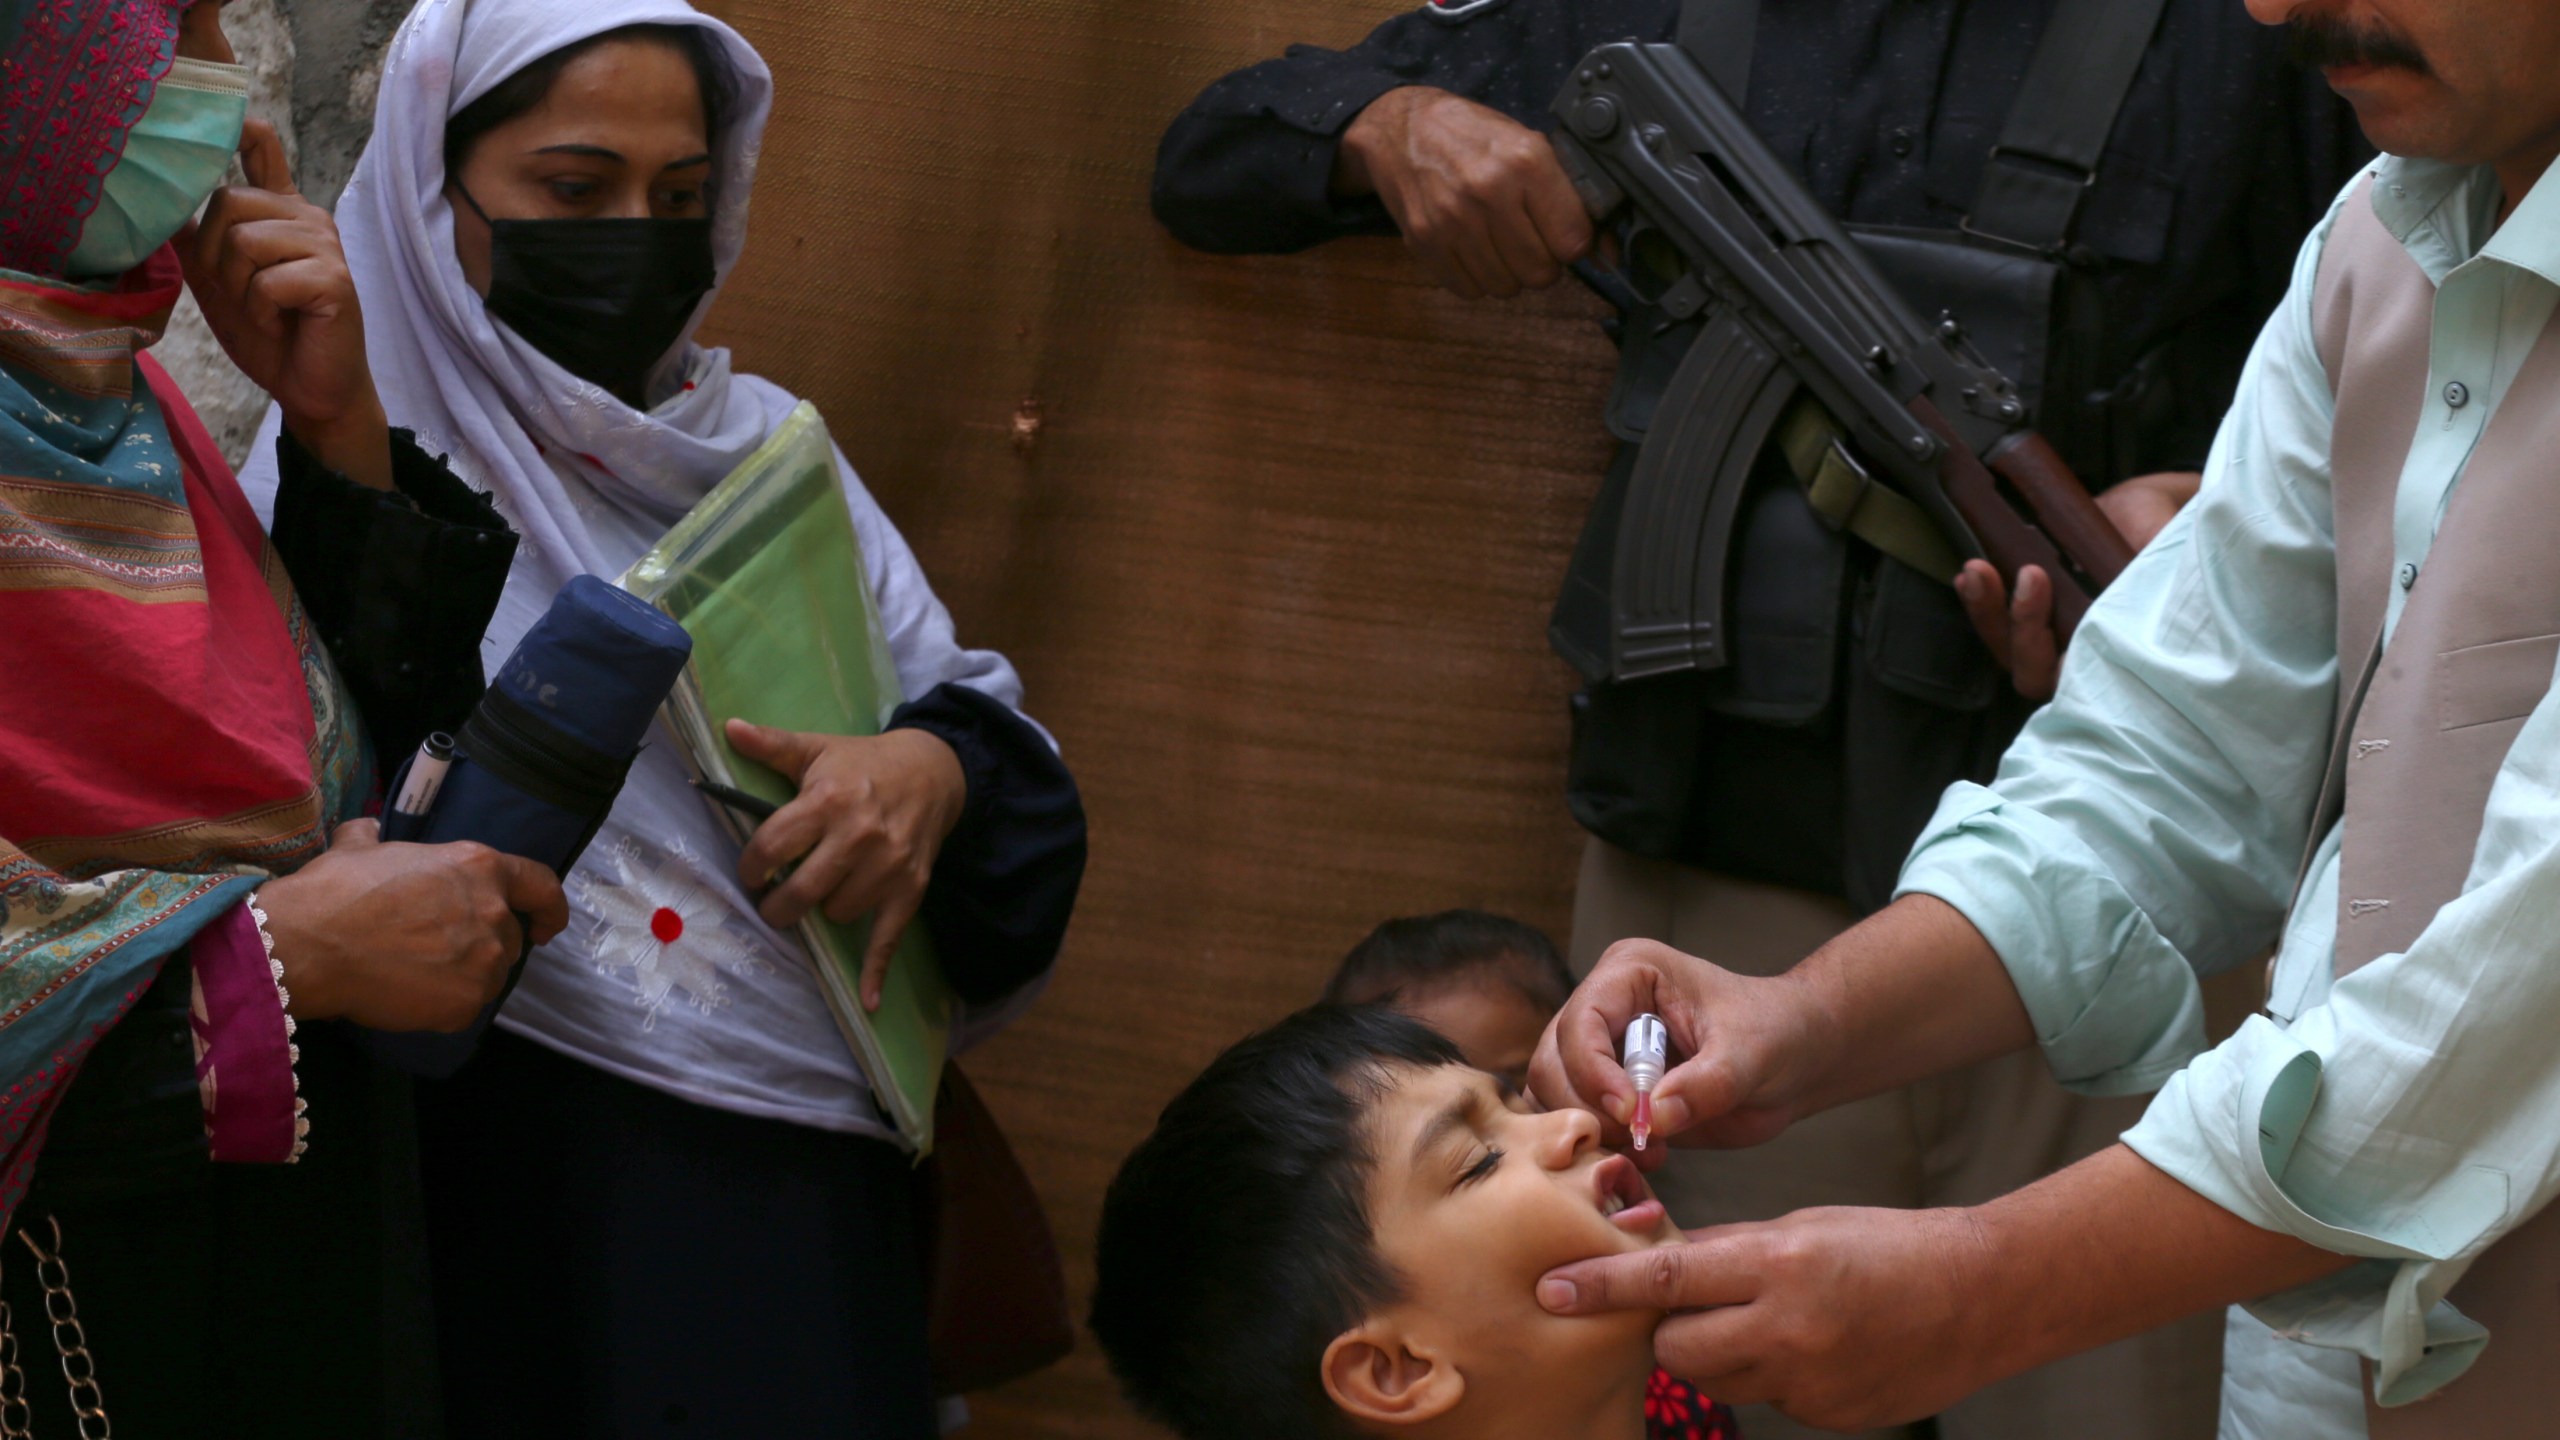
[693,1,1617,1433]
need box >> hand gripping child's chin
[1091,1004,1737,1440]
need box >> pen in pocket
[383,732,456,841]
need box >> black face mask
[458,184,716,401]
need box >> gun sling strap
[1674,0,1755,115]
[1679,0,2172,250]
[1777,397,1964,584]
[1674,0,2169,584]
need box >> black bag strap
[1963,0,2173,254]
[1675,0,1757,106]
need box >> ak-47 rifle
[1550,41,2134,681]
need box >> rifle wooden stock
[1988,430,2136,586]
[1911,397,2127,646]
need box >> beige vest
[2308,178,2560,1437]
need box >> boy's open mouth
[1591,1152,1667,1235]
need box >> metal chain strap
[20,1218,109,1440]
[0,1287,32,1440]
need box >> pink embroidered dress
[0,0,333,1217]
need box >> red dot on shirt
[650,907,685,943]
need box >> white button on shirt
[1897,155,2560,1438]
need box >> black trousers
[4,1019,442,1440]
[416,1029,934,1440]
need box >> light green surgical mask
[65,56,251,279]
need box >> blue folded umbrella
[363,575,693,1077]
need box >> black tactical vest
[1557,0,2179,911]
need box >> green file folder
[622,402,951,1154]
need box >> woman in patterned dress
[0,0,567,1432]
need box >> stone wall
[273,0,412,213]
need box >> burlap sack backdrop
[696,1,1617,1432]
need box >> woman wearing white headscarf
[238,1,1086,1432]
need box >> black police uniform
[1154,0,2368,912]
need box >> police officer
[1154,3,2364,1438]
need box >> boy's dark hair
[1323,908,1573,1015]
[1090,1005,1465,1440]
[444,24,736,182]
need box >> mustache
[2287,11,2432,75]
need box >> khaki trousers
[1571,839,2224,1440]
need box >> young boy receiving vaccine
[1091,1004,1737,1440]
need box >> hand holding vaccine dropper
[1622,1013,1668,1151]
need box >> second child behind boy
[1323,910,1574,1093]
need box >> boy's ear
[1321,1317,1464,1430]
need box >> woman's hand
[178,119,393,489]
[1955,469,2204,700]
[1527,938,1842,1164]
[726,720,968,1011]
[253,819,570,1031]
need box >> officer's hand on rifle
[1954,469,2203,700]
[1335,86,1593,299]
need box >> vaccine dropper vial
[1623,1013,1668,1150]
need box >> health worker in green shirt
[1530,2,2560,1437]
